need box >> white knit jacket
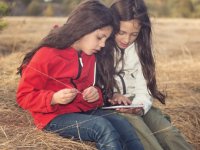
[114,43,152,114]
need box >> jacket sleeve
[131,61,152,115]
[16,61,58,113]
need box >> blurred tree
[26,0,43,16]
[146,0,198,18]
[62,0,82,15]
[193,4,200,17]
[191,0,200,17]
[146,1,169,17]
[20,0,32,6]
[51,0,64,3]
[169,0,194,17]
[43,3,54,16]
[0,1,8,31]
[0,1,9,16]
[0,0,199,18]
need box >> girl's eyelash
[97,36,102,40]
[119,32,138,36]
[119,32,125,35]
[131,34,138,36]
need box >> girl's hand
[108,93,132,106]
[82,86,99,103]
[108,93,144,115]
[51,88,78,105]
[116,107,144,116]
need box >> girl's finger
[85,90,96,99]
[85,92,99,101]
[84,88,98,100]
[108,99,116,105]
[82,88,89,96]
[87,96,99,102]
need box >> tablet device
[101,104,143,110]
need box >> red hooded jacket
[16,47,103,129]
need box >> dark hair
[110,0,166,104]
[96,36,117,103]
[17,0,116,78]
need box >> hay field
[0,17,200,149]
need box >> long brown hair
[110,0,166,104]
[96,36,117,102]
[17,0,116,83]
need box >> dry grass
[0,17,200,149]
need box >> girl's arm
[130,61,152,114]
[16,61,57,113]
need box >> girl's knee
[92,117,121,144]
[94,117,116,132]
[112,114,132,124]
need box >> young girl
[16,0,144,150]
[101,0,193,149]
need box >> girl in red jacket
[16,0,144,150]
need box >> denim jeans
[45,109,144,150]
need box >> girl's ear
[71,39,80,50]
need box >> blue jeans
[45,109,144,150]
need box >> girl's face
[115,19,141,49]
[73,26,112,55]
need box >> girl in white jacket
[101,0,193,149]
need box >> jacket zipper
[70,51,83,88]
[76,51,83,79]
[117,74,126,94]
